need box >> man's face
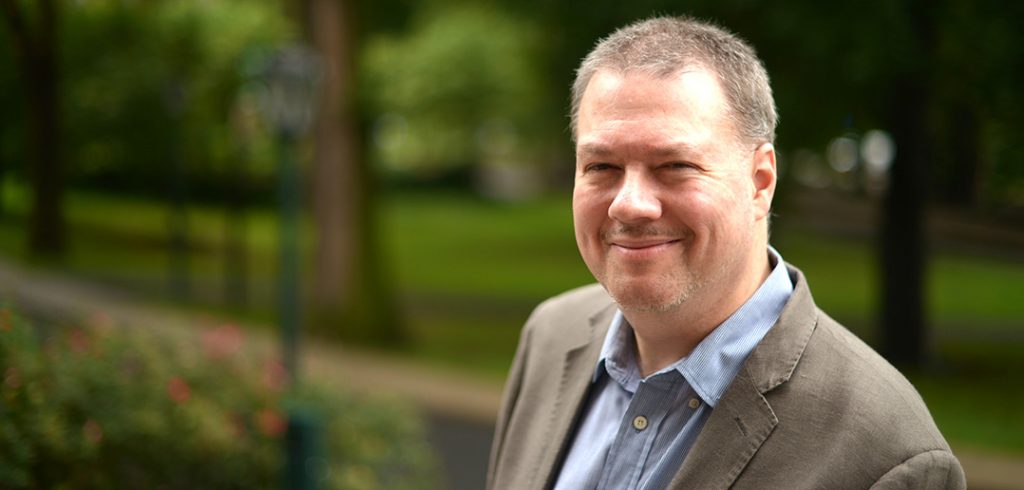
[572,68,775,313]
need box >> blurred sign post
[163,79,190,302]
[257,44,322,490]
[225,86,261,309]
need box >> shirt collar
[594,246,794,407]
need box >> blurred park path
[1,255,1021,490]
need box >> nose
[608,171,661,223]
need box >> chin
[604,283,689,313]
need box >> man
[487,16,965,490]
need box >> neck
[626,249,773,378]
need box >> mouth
[611,238,679,248]
[609,238,681,256]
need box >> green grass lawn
[1,183,1022,453]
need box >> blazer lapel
[668,372,778,489]
[668,265,819,489]
[535,302,616,489]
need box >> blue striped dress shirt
[553,247,794,490]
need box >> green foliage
[56,0,289,198]
[361,4,549,176]
[0,307,438,489]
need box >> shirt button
[632,415,649,431]
[688,398,701,409]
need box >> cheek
[708,175,748,205]
[671,185,720,218]
[572,188,610,270]
[670,183,746,233]
[572,187,606,231]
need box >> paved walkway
[1,257,1021,489]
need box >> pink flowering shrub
[0,308,438,489]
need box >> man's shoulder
[769,308,951,459]
[738,306,962,487]
[802,311,932,415]
[768,266,939,430]
[724,265,963,486]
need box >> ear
[750,143,777,221]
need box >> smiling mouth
[610,239,680,251]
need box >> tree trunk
[1,0,65,257]
[879,1,936,369]
[942,102,981,208]
[880,80,929,368]
[308,0,402,344]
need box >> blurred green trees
[362,3,549,190]
[3,1,1022,206]
[1,0,289,206]
[1,0,1023,363]
[60,0,289,197]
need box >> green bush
[361,4,550,177]
[0,307,438,489]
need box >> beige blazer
[487,265,965,489]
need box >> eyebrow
[576,141,703,158]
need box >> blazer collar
[536,295,617,489]
[531,265,819,489]
[669,264,819,488]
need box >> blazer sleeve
[486,318,534,489]
[869,450,966,490]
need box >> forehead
[575,68,737,152]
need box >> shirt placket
[597,373,683,490]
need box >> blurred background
[1,0,1022,488]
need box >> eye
[659,161,704,173]
[584,162,617,173]
[662,162,696,171]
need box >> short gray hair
[571,16,777,145]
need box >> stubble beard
[596,223,706,313]
[602,265,705,313]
